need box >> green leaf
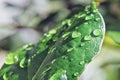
[5,44,33,65]
[0,66,11,77]
[0,44,34,80]
[31,2,105,80]
[0,2,105,80]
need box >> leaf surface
[31,2,105,80]
[0,2,105,80]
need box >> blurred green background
[0,0,120,80]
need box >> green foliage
[0,2,105,80]
[0,44,34,80]
[107,31,120,44]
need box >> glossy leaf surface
[0,2,105,80]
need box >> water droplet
[85,6,90,12]
[79,61,85,65]
[80,43,85,47]
[67,20,72,27]
[67,48,74,52]
[72,31,81,38]
[75,27,79,30]
[31,54,36,59]
[85,14,94,20]
[95,18,100,21]
[51,59,56,64]
[23,45,29,49]
[33,54,37,57]
[77,13,86,18]
[49,29,57,34]
[20,58,26,68]
[14,56,19,62]
[62,32,70,38]
[26,48,32,51]
[27,59,31,65]
[61,70,67,80]
[62,20,67,25]
[93,29,101,36]
[36,51,39,54]
[46,34,51,37]
[23,43,33,50]
[42,39,46,43]
[93,9,97,13]
[3,74,7,80]
[84,22,88,24]
[44,33,47,36]
[28,59,31,63]
[73,72,79,77]
[84,35,91,41]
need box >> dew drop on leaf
[80,43,85,47]
[73,72,79,77]
[62,20,67,25]
[20,58,26,68]
[93,29,101,36]
[84,22,88,24]
[84,35,91,41]
[67,20,72,27]
[51,59,56,64]
[85,14,94,20]
[3,74,8,80]
[62,32,70,38]
[95,18,100,21]
[67,48,74,52]
[79,61,85,65]
[14,56,19,62]
[32,54,37,58]
[76,13,86,18]
[28,59,31,64]
[72,31,81,38]
[49,29,57,34]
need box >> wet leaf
[0,2,105,80]
[31,2,105,80]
